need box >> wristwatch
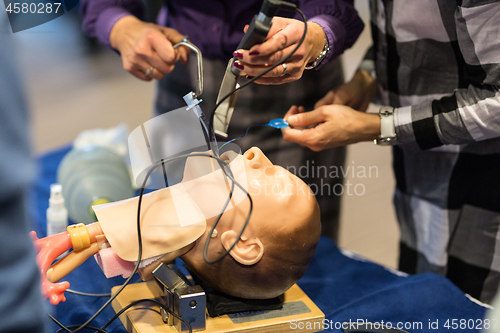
[305,35,329,69]
[374,106,397,145]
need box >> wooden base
[111,281,324,333]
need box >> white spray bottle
[46,184,68,236]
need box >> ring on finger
[145,66,155,77]
[280,63,287,77]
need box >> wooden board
[111,281,324,333]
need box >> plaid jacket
[362,0,500,303]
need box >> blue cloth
[33,147,488,333]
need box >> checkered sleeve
[358,46,376,79]
[394,0,500,150]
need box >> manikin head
[95,147,321,299]
[179,147,321,299]
[32,147,320,304]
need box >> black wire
[217,124,267,154]
[100,298,192,332]
[208,6,308,139]
[202,155,253,264]
[49,313,71,333]
[49,314,109,333]
[66,289,111,298]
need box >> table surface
[31,146,488,333]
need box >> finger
[284,105,300,120]
[155,28,187,63]
[161,27,192,64]
[143,53,171,77]
[282,127,315,145]
[235,39,302,69]
[30,230,39,242]
[314,90,336,108]
[138,63,163,80]
[134,58,164,80]
[177,47,190,64]
[248,21,300,56]
[287,109,326,128]
[131,67,154,81]
[239,61,295,78]
[235,18,286,56]
[283,105,306,120]
[150,32,177,64]
[249,75,298,85]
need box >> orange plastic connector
[67,223,91,251]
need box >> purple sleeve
[297,0,364,67]
[308,15,345,68]
[80,0,145,48]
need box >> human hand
[110,16,190,81]
[232,17,326,85]
[282,105,380,151]
[315,69,378,111]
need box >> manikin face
[136,147,320,282]
[181,146,320,270]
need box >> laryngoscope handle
[173,39,203,98]
[230,0,281,76]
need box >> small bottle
[46,184,69,236]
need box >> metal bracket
[173,39,203,99]
[152,263,206,332]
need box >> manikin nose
[244,147,273,171]
[245,147,260,161]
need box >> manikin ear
[220,230,264,265]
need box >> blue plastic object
[266,118,289,129]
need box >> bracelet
[305,25,329,70]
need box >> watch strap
[375,106,397,145]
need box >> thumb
[287,109,326,128]
[160,27,191,61]
[160,27,186,44]
[283,105,304,120]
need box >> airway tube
[94,247,135,279]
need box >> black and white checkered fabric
[363,0,500,303]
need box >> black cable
[202,155,253,264]
[49,314,109,333]
[100,298,192,332]
[66,289,112,298]
[49,313,71,333]
[208,5,307,138]
[217,124,267,153]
